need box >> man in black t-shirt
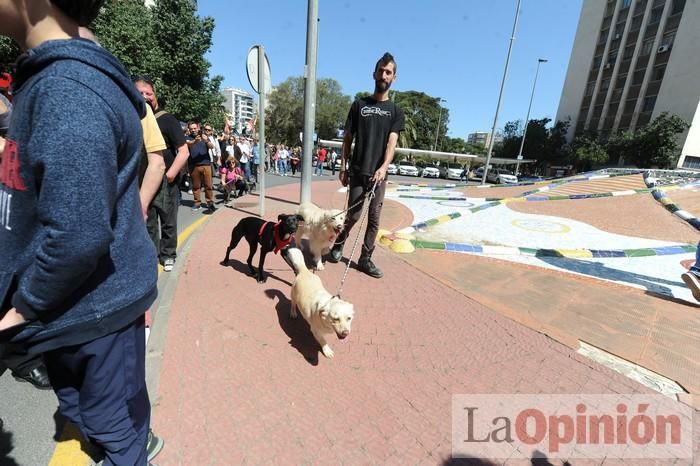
[328,52,405,278]
[134,77,190,271]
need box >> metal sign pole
[257,46,266,217]
[301,0,319,204]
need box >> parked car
[421,165,440,178]
[387,163,398,175]
[487,168,518,184]
[398,160,419,176]
[439,162,463,180]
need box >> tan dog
[284,247,354,359]
[295,202,346,270]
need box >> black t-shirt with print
[344,96,405,177]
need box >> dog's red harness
[258,221,294,254]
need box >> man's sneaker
[206,203,217,212]
[191,205,201,212]
[358,257,383,278]
[681,272,700,301]
[163,258,175,272]
[328,244,343,263]
[147,429,164,462]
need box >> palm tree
[399,112,418,149]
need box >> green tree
[497,118,572,170]
[606,112,689,168]
[392,91,447,150]
[572,135,608,171]
[316,79,351,140]
[0,37,20,73]
[92,0,224,126]
[265,76,350,145]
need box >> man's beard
[374,79,392,94]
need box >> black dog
[223,213,302,283]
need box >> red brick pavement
[151,180,699,465]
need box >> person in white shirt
[237,137,251,180]
[277,144,289,176]
[203,125,220,171]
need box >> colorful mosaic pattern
[410,240,696,259]
[644,173,700,232]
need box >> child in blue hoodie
[0,1,160,464]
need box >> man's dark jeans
[335,175,387,259]
[147,177,179,264]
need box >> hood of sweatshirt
[13,38,145,118]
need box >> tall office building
[556,0,700,168]
[222,87,256,134]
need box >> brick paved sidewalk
[149,181,698,465]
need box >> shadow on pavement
[443,450,572,465]
[0,418,20,466]
[537,256,683,297]
[220,259,292,287]
[265,289,320,366]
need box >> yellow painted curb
[556,249,593,258]
[48,423,91,466]
[376,228,392,242]
[390,238,415,254]
[393,232,414,240]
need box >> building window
[642,95,656,112]
[599,29,609,45]
[640,38,654,56]
[601,78,611,91]
[671,0,686,15]
[614,22,625,37]
[616,73,627,87]
[624,99,637,114]
[630,15,643,31]
[585,81,596,96]
[682,156,700,169]
[661,31,676,48]
[621,0,632,7]
[633,68,646,84]
[652,65,666,81]
[593,55,603,68]
[606,1,615,16]
[649,7,663,24]
[623,45,635,59]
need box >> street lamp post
[433,98,447,152]
[515,58,547,177]
[481,0,522,185]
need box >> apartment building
[222,87,255,134]
[555,0,700,168]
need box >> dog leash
[334,179,378,298]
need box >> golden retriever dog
[283,247,354,359]
[295,202,346,270]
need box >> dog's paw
[257,276,267,283]
[315,261,325,271]
[321,345,335,359]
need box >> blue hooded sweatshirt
[0,39,158,353]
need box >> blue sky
[198,0,583,139]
